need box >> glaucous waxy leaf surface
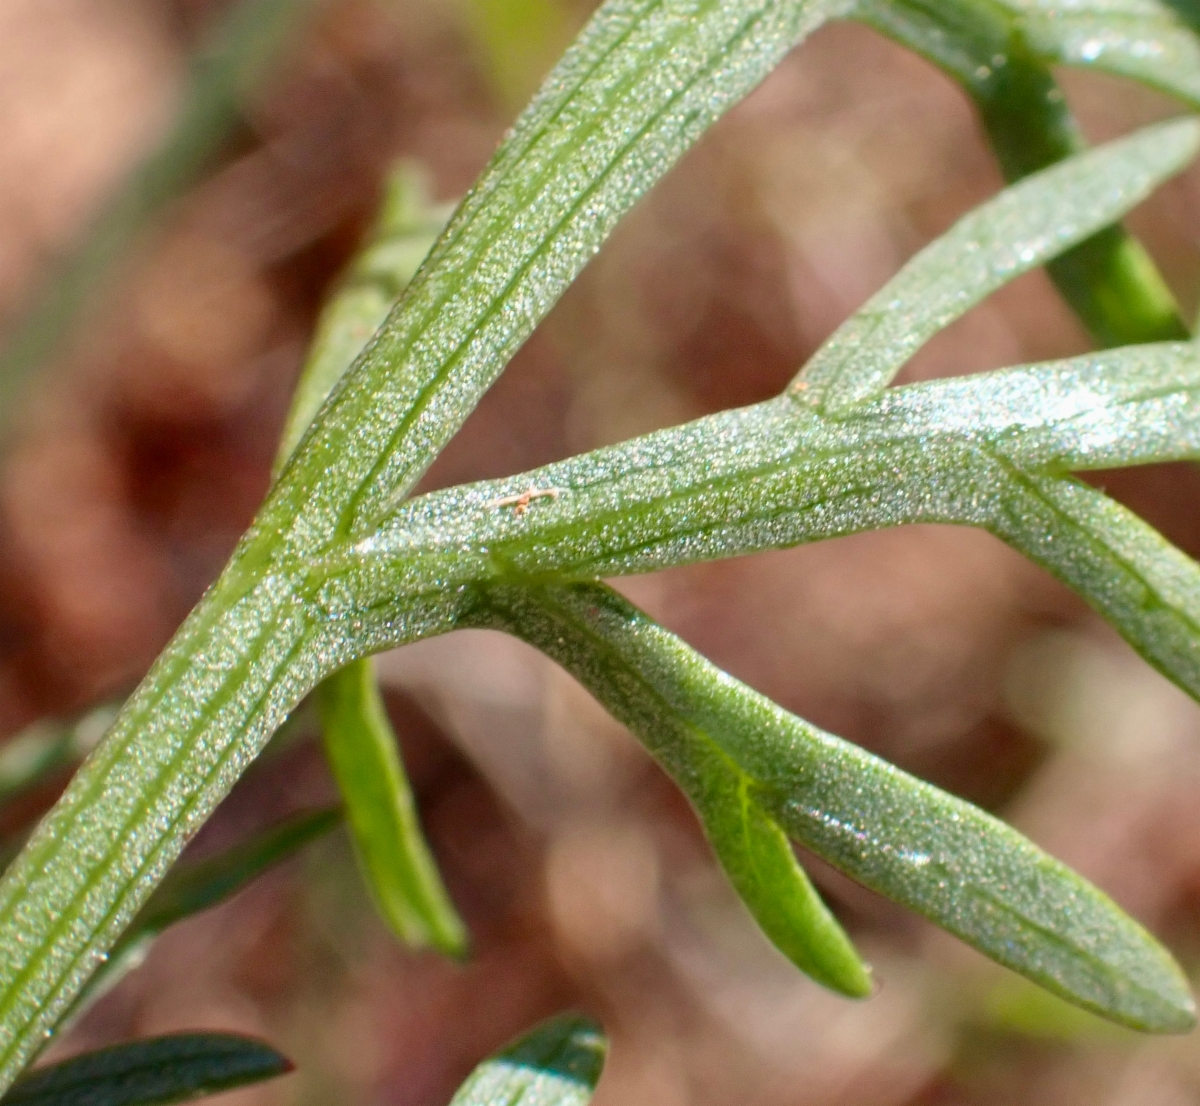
[0,0,861,1084]
[279,164,466,958]
[0,1035,290,1106]
[797,117,1200,411]
[482,582,1195,1033]
[0,0,1198,1088]
[447,1015,606,1106]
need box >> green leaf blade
[316,660,467,956]
[697,770,871,996]
[1,1035,290,1106]
[491,582,1194,1033]
[130,806,340,939]
[278,164,467,959]
[448,1014,606,1106]
[848,342,1200,473]
[481,582,869,996]
[796,117,1200,412]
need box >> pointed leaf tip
[449,1014,606,1106]
[0,1034,291,1106]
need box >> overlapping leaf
[480,582,1194,1032]
[0,0,865,1084]
[0,0,1198,1086]
[64,808,339,1029]
[448,1014,606,1106]
[278,166,465,957]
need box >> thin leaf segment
[0,1034,290,1106]
[480,583,1194,1032]
[0,0,861,1083]
[280,165,466,956]
[0,0,1198,1087]
[448,1014,606,1106]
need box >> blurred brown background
[4,1,1200,1103]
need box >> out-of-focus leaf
[0,704,119,813]
[797,117,1200,412]
[129,807,339,938]
[856,0,1200,345]
[0,1035,290,1106]
[315,661,466,955]
[61,808,338,1030]
[274,163,452,471]
[859,0,1200,110]
[1,0,1198,1080]
[0,0,325,398]
[481,581,1195,1033]
[460,0,574,108]
[278,164,466,957]
[448,1014,606,1106]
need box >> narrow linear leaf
[477,584,869,995]
[448,1014,606,1106]
[480,581,1195,1033]
[990,468,1200,703]
[0,0,859,1082]
[315,660,466,956]
[857,0,1196,346]
[858,0,1200,112]
[0,1035,290,1106]
[796,117,1200,412]
[847,342,1200,473]
[315,335,1200,612]
[129,806,340,940]
[274,164,452,471]
[57,807,338,1033]
[695,763,871,996]
[0,704,118,815]
[0,0,324,396]
[278,163,466,957]
[487,585,873,998]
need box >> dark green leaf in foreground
[0,1035,290,1106]
[480,582,1195,1033]
[448,1014,606,1106]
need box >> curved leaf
[0,1035,290,1106]
[315,661,466,955]
[279,164,466,957]
[0,0,856,1083]
[480,581,1194,1033]
[448,1014,606,1106]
